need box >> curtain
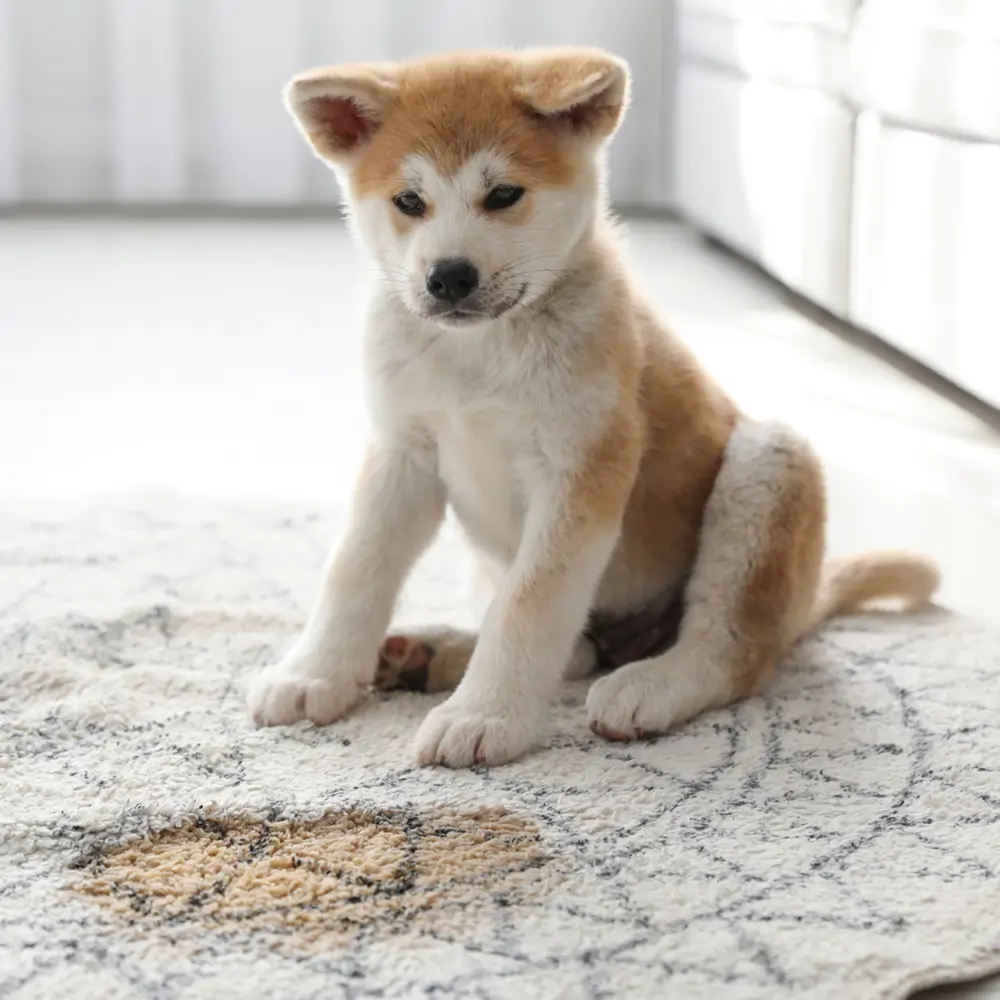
[0,0,675,207]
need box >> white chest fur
[364,292,614,572]
[433,409,526,567]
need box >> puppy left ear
[515,48,630,140]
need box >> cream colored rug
[3,494,1000,1000]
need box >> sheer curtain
[0,0,675,207]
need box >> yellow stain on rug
[72,807,556,951]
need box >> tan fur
[285,48,625,206]
[569,384,643,529]
[735,448,826,695]
[806,552,942,632]
[612,311,739,602]
[250,48,942,765]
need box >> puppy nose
[426,258,479,303]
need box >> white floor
[2,215,998,625]
[1,215,1000,997]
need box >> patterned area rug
[2,494,1000,1000]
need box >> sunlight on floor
[1,215,998,622]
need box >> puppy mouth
[426,284,528,325]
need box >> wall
[0,0,676,207]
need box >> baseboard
[0,203,348,219]
[0,202,682,221]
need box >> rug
[2,494,1000,1000]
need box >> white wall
[0,0,676,207]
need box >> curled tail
[803,550,941,637]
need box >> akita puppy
[248,48,939,767]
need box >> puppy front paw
[248,650,367,727]
[413,696,546,768]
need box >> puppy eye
[483,184,525,212]
[393,190,426,217]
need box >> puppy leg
[249,444,445,726]
[376,525,600,697]
[587,421,825,739]
[373,551,495,693]
[375,629,598,692]
[414,417,640,767]
[375,628,477,693]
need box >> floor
[2,214,999,626]
[1,215,999,997]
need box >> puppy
[248,48,940,767]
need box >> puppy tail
[803,551,941,636]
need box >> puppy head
[285,48,629,328]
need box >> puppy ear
[284,63,398,162]
[515,48,630,140]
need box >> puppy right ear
[284,63,398,162]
